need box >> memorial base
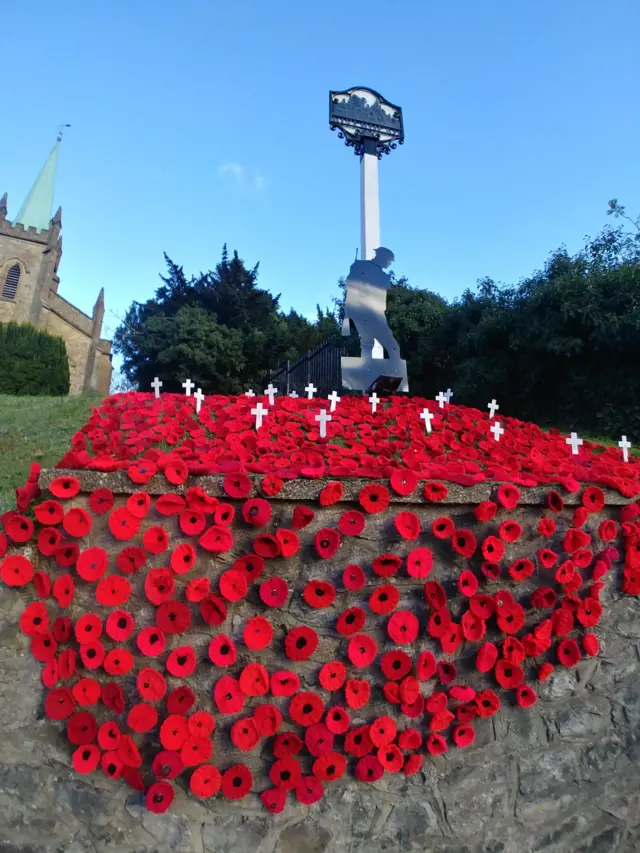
[341,356,409,393]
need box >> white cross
[194,388,205,414]
[419,408,434,434]
[264,384,278,406]
[315,409,332,438]
[368,392,379,413]
[566,432,583,455]
[487,399,499,419]
[251,403,268,430]
[435,391,448,409]
[182,378,195,397]
[289,390,299,398]
[490,420,504,442]
[150,377,163,398]
[305,383,317,400]
[619,435,632,463]
[244,389,256,397]
[445,389,454,403]
[328,390,341,412]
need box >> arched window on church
[2,264,20,300]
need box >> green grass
[0,394,102,512]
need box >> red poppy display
[284,625,318,661]
[242,498,271,526]
[394,511,421,540]
[292,505,314,530]
[244,616,273,650]
[359,483,390,514]
[289,692,324,727]
[190,764,222,798]
[369,584,399,615]
[347,634,378,668]
[406,547,433,579]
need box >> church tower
[0,139,112,395]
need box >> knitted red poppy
[318,660,346,692]
[355,755,384,783]
[389,469,418,496]
[38,527,63,557]
[260,475,283,497]
[292,505,314,530]
[219,569,248,603]
[336,606,366,636]
[179,509,206,537]
[258,576,289,609]
[347,634,377,667]
[474,500,497,522]
[481,535,504,562]
[345,678,371,710]
[213,675,245,715]
[49,475,81,499]
[253,703,282,737]
[55,544,79,569]
[136,626,166,658]
[1,554,34,587]
[89,487,115,515]
[238,662,269,697]
[372,553,402,578]
[343,563,366,590]
[200,593,228,627]
[270,670,301,697]
[127,703,158,733]
[34,500,65,526]
[452,529,477,558]
[325,705,350,735]
[313,750,347,781]
[458,570,478,597]
[319,481,344,506]
[273,732,303,758]
[241,498,271,527]
[275,528,300,558]
[423,481,448,502]
[231,717,261,751]
[417,650,437,681]
[208,635,237,667]
[387,610,419,644]
[108,508,141,541]
[289,691,324,727]
[432,517,455,539]
[304,722,334,758]
[437,661,457,685]
[338,510,366,536]
[126,492,151,519]
[368,584,397,615]
[199,525,233,553]
[155,494,186,517]
[515,684,538,708]
[190,764,221,798]
[4,514,34,544]
[244,616,274,650]
[345,724,374,757]
[424,580,447,609]
[234,554,265,582]
[260,787,287,814]
[394,511,421,541]
[142,526,169,555]
[223,472,252,499]
[405,547,433,579]
[497,483,520,510]
[461,609,485,642]
[358,483,390,514]
[284,625,318,661]
[137,668,167,702]
[598,520,617,542]
[156,600,191,635]
[303,579,336,609]
[166,645,196,678]
[164,459,189,486]
[425,733,448,755]
[509,558,535,582]
[166,686,195,715]
[557,637,582,667]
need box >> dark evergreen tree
[0,323,69,395]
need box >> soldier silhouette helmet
[372,247,394,269]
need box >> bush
[0,323,70,395]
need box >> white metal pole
[360,137,384,359]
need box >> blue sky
[3,1,639,355]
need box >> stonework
[0,471,639,852]
[0,201,112,396]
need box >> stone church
[0,140,112,395]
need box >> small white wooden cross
[251,402,268,430]
[151,377,163,399]
[194,388,205,414]
[435,391,448,409]
[315,409,332,438]
[305,383,317,400]
[289,390,299,398]
[328,390,341,412]
[368,392,379,413]
[488,399,499,419]
[566,432,583,455]
[182,378,195,397]
[490,420,504,442]
[264,384,278,406]
[619,435,632,463]
[420,408,434,434]
[445,388,454,403]
[244,389,256,398]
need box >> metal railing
[268,338,346,396]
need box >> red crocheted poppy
[372,553,402,578]
[557,637,582,667]
[509,558,535,582]
[45,687,77,720]
[494,659,524,689]
[230,555,262,584]
[319,481,344,506]
[325,705,350,735]
[583,632,600,656]
[128,461,158,486]
[423,482,448,502]
[136,626,166,658]
[305,722,334,757]
[251,534,280,559]
[469,593,498,621]
[269,757,301,791]
[219,569,248,603]
[496,602,525,635]
[37,527,63,557]
[313,528,341,559]
[546,490,564,512]
[0,554,33,587]
[4,514,34,544]
[338,510,366,537]
[452,724,475,748]
[598,520,617,542]
[387,610,419,644]
[289,691,324,727]
[156,599,191,634]
[103,648,134,676]
[74,547,107,583]
[564,527,591,553]
[74,614,102,645]
[239,662,269,697]
[347,634,377,668]
[168,544,195,576]
[166,685,196,715]
[136,667,166,702]
[452,529,477,558]
[224,472,252,499]
[49,475,81,499]
[19,602,48,637]
[502,636,525,664]
[101,681,125,713]
[214,502,235,527]
[498,520,522,543]
[261,474,283,497]
[256,576,288,609]
[582,485,605,513]
[474,500,498,522]
[458,570,478,597]
[355,755,384,783]
[145,781,174,813]
[303,579,336,609]
[34,500,64,526]
[273,732,303,758]
[260,787,287,814]
[156,494,186,517]
[239,614,272,650]
[358,483,390,514]
[405,547,433,579]
[166,645,197,678]
[94,575,130,607]
[253,703,282,737]
[481,535,504,562]
[573,507,589,528]
[318,660,346,692]
[313,750,346,781]
[164,459,189,486]
[538,518,557,536]
[475,640,498,673]
[284,625,318,661]
[242,498,271,527]
[343,563,366,590]
[390,469,418,496]
[432,517,455,539]
[437,661,457,685]
[369,715,396,747]
[199,593,228,627]
[141,526,169,556]
[213,675,245,715]
[424,580,447,609]
[296,776,324,806]
[474,688,500,718]
[32,572,51,599]
[425,732,448,755]
[270,670,300,697]
[515,684,538,708]
[127,703,158,733]
[126,492,151,519]
[336,606,366,635]
[231,718,260,751]
[31,632,57,663]
[53,573,75,607]
[394,511,421,541]
[101,751,124,780]
[345,724,374,757]
[208,634,237,667]
[188,711,215,740]
[179,509,206,537]
[369,584,399,615]
[497,484,520,510]
[417,650,437,681]
[108,508,141,541]
[143,568,174,605]
[292,505,314,530]
[190,764,221,798]
[72,742,101,775]
[199,525,233,553]
[461,609,485,642]
[54,544,79,569]
[275,528,300,558]
[345,678,371,710]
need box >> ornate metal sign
[329,87,404,156]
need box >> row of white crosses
[153,376,634,460]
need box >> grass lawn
[0,394,102,512]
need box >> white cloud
[218,162,268,192]
[254,172,266,191]
[219,162,245,183]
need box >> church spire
[13,139,61,233]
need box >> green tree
[0,323,69,396]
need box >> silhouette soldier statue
[341,246,401,361]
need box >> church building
[0,140,112,395]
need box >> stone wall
[0,225,48,325]
[0,471,638,853]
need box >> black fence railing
[268,338,346,397]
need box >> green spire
[13,141,60,232]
